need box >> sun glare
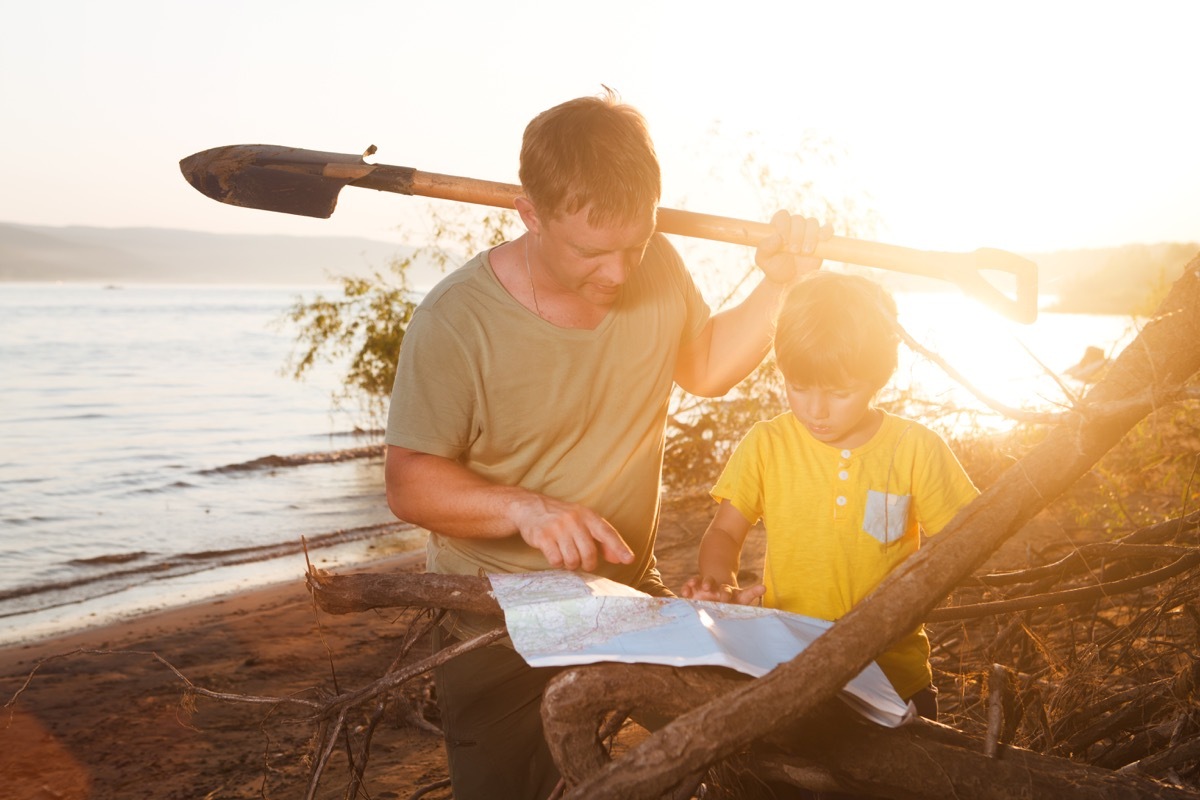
[890,293,1140,432]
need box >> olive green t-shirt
[386,234,710,601]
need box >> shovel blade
[179,145,366,219]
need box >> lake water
[0,281,1140,646]
[0,283,424,646]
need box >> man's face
[533,204,656,307]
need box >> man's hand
[512,494,635,572]
[680,574,766,605]
[754,211,832,285]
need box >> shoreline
[0,520,427,650]
[0,548,427,672]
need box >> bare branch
[5,648,321,714]
[896,322,1068,424]
[929,551,1200,621]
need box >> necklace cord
[524,237,543,318]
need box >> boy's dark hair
[519,87,661,226]
[774,271,900,390]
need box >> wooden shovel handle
[346,164,1038,324]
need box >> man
[384,89,827,799]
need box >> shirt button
[838,470,849,480]
[841,449,852,458]
[836,496,848,506]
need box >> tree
[279,207,520,424]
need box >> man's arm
[385,445,634,571]
[673,212,829,397]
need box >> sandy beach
[0,546,458,800]
[0,489,725,800]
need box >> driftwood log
[309,571,500,616]
[541,663,1200,799]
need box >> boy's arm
[680,500,766,605]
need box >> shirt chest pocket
[862,490,912,546]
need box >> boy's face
[784,378,880,450]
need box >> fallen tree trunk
[542,662,1200,799]
[564,255,1200,799]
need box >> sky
[2,0,1198,256]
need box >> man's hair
[774,271,900,390]
[519,88,661,225]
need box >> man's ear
[514,196,541,236]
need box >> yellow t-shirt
[712,411,979,699]
[386,234,710,615]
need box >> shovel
[179,144,1038,323]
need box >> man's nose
[599,251,638,286]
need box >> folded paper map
[488,571,911,728]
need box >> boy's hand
[754,211,831,285]
[680,575,766,606]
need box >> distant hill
[1029,243,1198,314]
[2,221,1196,315]
[852,242,1198,315]
[0,222,450,290]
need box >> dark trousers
[908,682,938,721]
[433,629,562,800]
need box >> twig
[305,707,349,800]
[1020,339,1085,406]
[928,551,1200,621]
[975,544,1194,587]
[1119,729,1200,778]
[308,626,506,799]
[5,648,321,713]
[895,322,1067,424]
[985,664,1007,757]
[408,778,452,800]
[324,626,507,716]
[396,693,443,736]
[348,611,441,800]
[901,318,1189,428]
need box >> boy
[681,271,979,717]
